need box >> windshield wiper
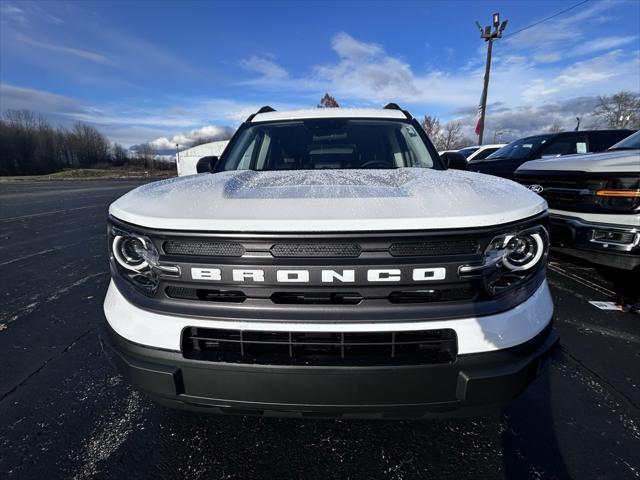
[607,147,637,151]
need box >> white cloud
[240,55,288,79]
[314,32,422,102]
[331,32,385,60]
[504,0,619,51]
[0,83,302,147]
[16,34,115,65]
[234,25,638,119]
[568,35,637,57]
[0,83,81,112]
[533,53,561,63]
[521,50,639,102]
[0,4,27,25]
[450,96,610,143]
[142,125,235,151]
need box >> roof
[462,144,505,149]
[178,140,229,157]
[521,129,634,140]
[251,108,408,123]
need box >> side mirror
[440,152,468,170]
[196,156,219,173]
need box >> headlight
[460,225,549,294]
[595,176,640,212]
[112,235,155,271]
[109,226,161,295]
[490,230,545,272]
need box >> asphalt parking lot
[0,180,638,480]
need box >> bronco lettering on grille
[191,267,447,283]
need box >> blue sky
[1,0,639,150]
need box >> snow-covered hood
[109,169,547,232]
[517,149,640,174]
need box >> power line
[504,0,591,38]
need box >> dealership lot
[0,180,638,480]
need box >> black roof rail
[246,105,276,122]
[383,103,412,120]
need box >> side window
[236,135,260,170]
[541,135,590,157]
[473,147,498,160]
[596,131,632,151]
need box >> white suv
[102,105,556,418]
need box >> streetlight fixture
[475,12,508,145]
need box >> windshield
[485,135,552,160]
[608,130,640,150]
[216,119,437,171]
[458,147,479,158]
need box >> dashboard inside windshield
[216,119,437,171]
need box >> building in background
[176,140,229,176]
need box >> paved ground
[0,180,638,480]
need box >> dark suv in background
[469,130,634,179]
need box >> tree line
[2,91,637,176]
[0,110,172,176]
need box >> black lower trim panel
[101,323,558,418]
[549,216,640,270]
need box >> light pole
[175,143,180,175]
[475,13,507,145]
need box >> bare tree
[438,121,464,150]
[318,93,339,108]
[548,120,563,133]
[136,143,154,169]
[68,122,109,167]
[0,110,69,175]
[421,115,441,140]
[111,143,128,166]
[594,91,640,129]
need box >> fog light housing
[592,229,636,245]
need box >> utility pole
[475,13,507,145]
[175,143,180,175]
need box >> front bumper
[549,214,640,270]
[101,321,558,418]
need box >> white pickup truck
[516,130,639,272]
[102,105,557,418]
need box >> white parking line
[0,204,104,222]
[548,263,618,299]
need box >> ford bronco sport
[102,105,557,418]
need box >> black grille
[537,178,603,211]
[166,286,246,303]
[271,243,362,257]
[516,173,611,212]
[166,285,475,305]
[388,287,476,303]
[182,327,457,366]
[270,292,363,305]
[163,240,245,257]
[389,240,479,256]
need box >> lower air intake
[182,327,457,366]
